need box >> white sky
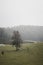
[0,0,43,27]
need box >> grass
[0,43,43,65]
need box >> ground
[0,43,43,65]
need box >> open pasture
[0,43,43,65]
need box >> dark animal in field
[1,51,4,55]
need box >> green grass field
[0,43,43,65]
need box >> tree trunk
[16,46,19,51]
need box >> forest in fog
[0,25,43,44]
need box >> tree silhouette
[12,31,22,51]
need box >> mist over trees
[0,25,43,44]
[11,25,43,42]
[0,28,11,44]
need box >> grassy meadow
[0,43,43,65]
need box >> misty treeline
[0,28,22,44]
[0,28,11,44]
[0,25,43,44]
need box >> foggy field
[0,43,43,65]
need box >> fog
[0,0,43,42]
[0,0,43,27]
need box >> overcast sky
[0,0,43,27]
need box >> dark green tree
[0,28,9,44]
[12,31,22,51]
[0,28,5,44]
